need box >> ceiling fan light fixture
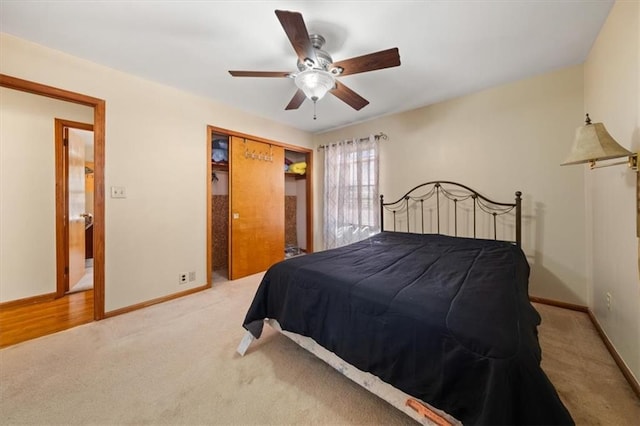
[229,11,400,114]
[294,69,335,102]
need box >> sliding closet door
[230,136,284,279]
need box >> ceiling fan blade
[331,48,401,77]
[330,81,369,111]
[275,10,318,66]
[285,89,306,110]
[229,71,292,77]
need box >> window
[323,136,379,249]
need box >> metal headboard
[380,181,522,247]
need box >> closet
[209,128,312,281]
[284,149,308,258]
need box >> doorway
[0,73,106,321]
[55,120,94,297]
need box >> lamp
[294,69,336,120]
[561,113,637,170]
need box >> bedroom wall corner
[314,64,588,305]
[583,0,640,383]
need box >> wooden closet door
[230,136,285,279]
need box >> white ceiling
[0,0,613,134]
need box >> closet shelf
[212,161,229,171]
[285,172,306,179]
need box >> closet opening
[207,126,313,283]
[284,149,308,259]
[211,133,229,281]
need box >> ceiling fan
[229,10,401,118]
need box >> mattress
[243,232,573,425]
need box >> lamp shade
[294,69,335,101]
[561,118,633,166]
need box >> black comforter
[243,232,573,425]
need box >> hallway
[0,291,93,348]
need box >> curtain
[323,135,379,249]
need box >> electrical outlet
[188,271,196,282]
[179,273,188,285]
[606,292,612,311]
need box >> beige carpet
[0,272,638,425]
[534,302,640,425]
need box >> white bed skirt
[237,319,461,426]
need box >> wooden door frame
[206,125,314,286]
[0,74,106,320]
[54,119,94,298]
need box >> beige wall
[0,88,93,301]
[0,33,312,311]
[584,0,639,382]
[314,65,587,304]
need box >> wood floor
[0,290,94,348]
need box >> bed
[239,181,573,425]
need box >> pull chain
[313,100,317,120]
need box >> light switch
[233,212,240,219]
[111,186,126,198]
